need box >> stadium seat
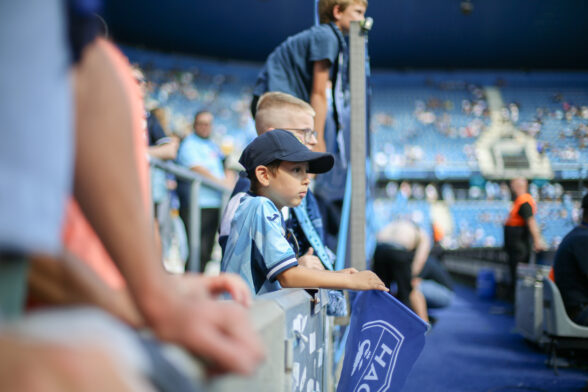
[541,277,588,373]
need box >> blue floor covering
[402,285,588,392]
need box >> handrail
[149,157,231,272]
[149,157,231,193]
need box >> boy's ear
[255,165,271,186]
[333,4,342,21]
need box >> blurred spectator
[144,106,184,269]
[441,183,455,203]
[425,183,439,202]
[385,181,399,199]
[1,2,153,390]
[552,193,588,326]
[177,111,236,272]
[372,220,431,322]
[8,25,263,388]
[412,183,425,200]
[503,178,547,299]
[73,36,263,375]
[399,181,412,200]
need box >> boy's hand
[350,271,389,292]
[298,248,325,270]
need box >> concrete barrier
[160,288,335,392]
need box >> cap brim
[280,150,335,174]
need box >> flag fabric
[336,290,429,392]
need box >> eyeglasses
[282,128,318,143]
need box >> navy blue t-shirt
[253,23,341,102]
[553,225,588,312]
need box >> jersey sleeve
[518,202,533,220]
[308,26,339,64]
[252,198,298,282]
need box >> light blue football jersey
[221,193,298,295]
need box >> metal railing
[149,157,231,272]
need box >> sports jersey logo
[266,213,280,222]
[348,320,403,392]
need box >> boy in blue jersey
[221,129,387,295]
[220,92,323,265]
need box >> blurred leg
[409,288,429,323]
[419,279,454,309]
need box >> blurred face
[266,161,311,209]
[193,112,213,139]
[510,178,528,196]
[334,2,366,34]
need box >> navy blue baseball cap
[239,129,334,175]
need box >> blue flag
[336,290,428,392]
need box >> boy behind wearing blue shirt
[252,0,368,152]
[221,129,387,295]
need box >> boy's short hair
[318,0,368,24]
[249,160,282,193]
[255,92,315,135]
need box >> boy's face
[263,110,317,150]
[266,161,311,209]
[334,2,366,34]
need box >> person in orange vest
[503,177,547,299]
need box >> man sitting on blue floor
[372,219,431,322]
[552,193,588,326]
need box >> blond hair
[254,92,315,135]
[318,0,368,24]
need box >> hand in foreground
[147,280,265,376]
[176,273,253,308]
[349,270,389,292]
[298,248,325,270]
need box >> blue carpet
[402,284,588,392]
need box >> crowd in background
[3,1,588,390]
